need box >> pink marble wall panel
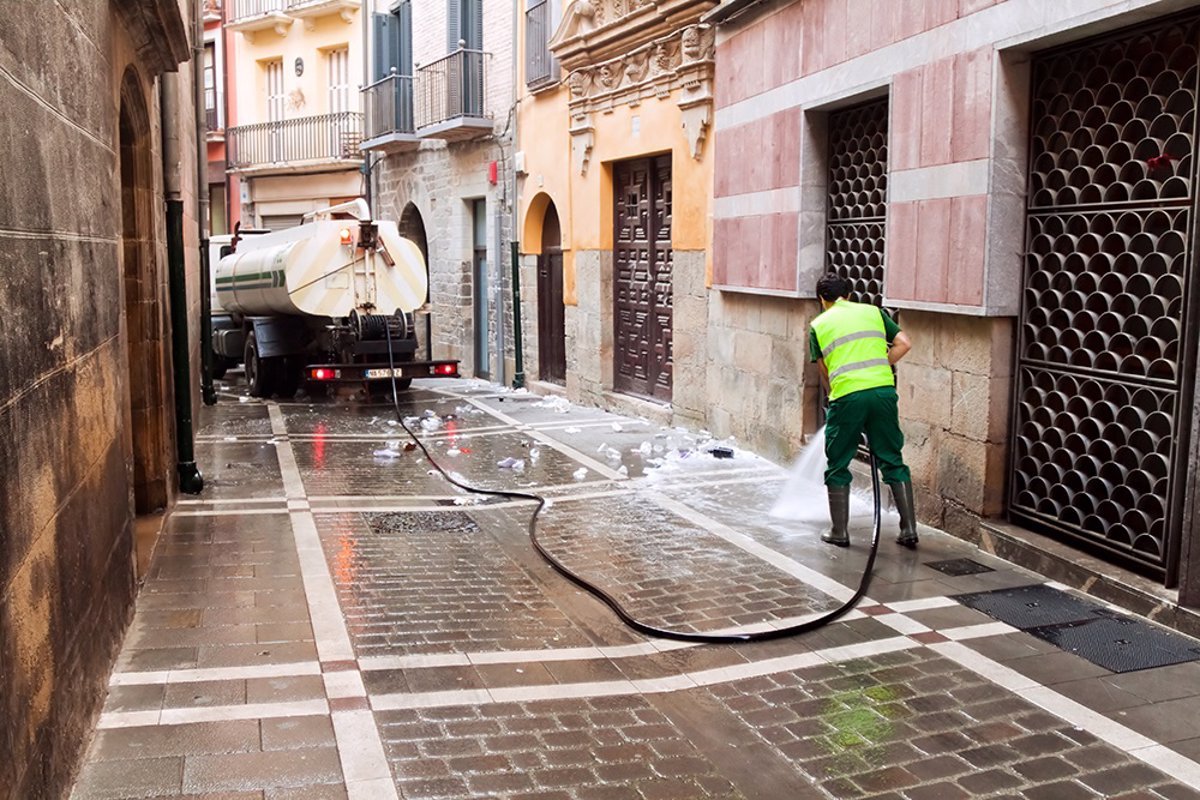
[822,0,849,71]
[952,47,993,162]
[925,0,959,29]
[765,1,804,89]
[846,0,874,60]
[870,0,900,52]
[713,109,802,198]
[891,68,924,172]
[887,201,919,301]
[714,23,765,109]
[915,198,953,302]
[948,195,987,305]
[897,0,927,41]
[920,56,955,167]
[714,214,799,292]
[800,0,826,76]
[764,212,800,291]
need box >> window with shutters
[366,7,414,138]
[525,0,560,88]
[448,0,483,52]
[265,58,285,122]
[204,42,220,131]
[327,47,351,114]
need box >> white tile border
[333,710,399,798]
[110,661,321,686]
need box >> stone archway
[119,68,169,520]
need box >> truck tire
[244,332,274,398]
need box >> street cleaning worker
[809,273,918,548]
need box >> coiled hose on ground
[382,333,882,643]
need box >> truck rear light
[311,368,339,380]
[339,227,353,246]
[436,364,456,376]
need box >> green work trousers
[824,386,911,487]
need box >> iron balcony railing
[227,112,363,170]
[525,0,558,87]
[363,73,415,140]
[205,106,221,132]
[227,0,286,22]
[415,49,487,129]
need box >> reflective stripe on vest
[811,299,896,402]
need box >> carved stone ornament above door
[550,0,718,71]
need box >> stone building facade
[709,0,1200,602]
[0,1,199,796]
[364,0,517,380]
[515,0,718,423]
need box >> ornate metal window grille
[825,98,889,307]
[1011,15,1200,582]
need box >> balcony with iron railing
[226,0,292,32]
[361,73,420,152]
[226,111,363,174]
[525,0,560,90]
[413,47,493,140]
[205,106,222,139]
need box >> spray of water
[769,426,894,523]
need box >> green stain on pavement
[819,685,898,761]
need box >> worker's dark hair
[816,273,851,302]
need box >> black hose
[382,332,882,643]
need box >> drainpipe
[508,0,525,389]
[161,66,204,495]
[196,0,216,406]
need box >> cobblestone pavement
[72,378,1200,799]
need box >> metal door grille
[826,98,889,307]
[1012,16,1200,581]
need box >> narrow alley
[71,379,1200,799]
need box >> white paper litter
[564,427,582,434]
[535,395,572,413]
[445,448,461,457]
[497,457,526,471]
[572,467,588,480]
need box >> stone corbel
[274,19,291,36]
[570,114,595,176]
[678,89,711,160]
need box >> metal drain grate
[1030,616,1200,673]
[925,558,995,577]
[954,584,1109,629]
[366,510,480,535]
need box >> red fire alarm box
[488,161,498,185]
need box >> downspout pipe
[161,64,204,495]
[197,0,216,406]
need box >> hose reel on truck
[210,201,459,397]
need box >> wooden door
[537,249,566,383]
[614,156,672,400]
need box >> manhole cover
[926,558,995,576]
[1030,616,1200,673]
[366,510,479,535]
[955,584,1106,629]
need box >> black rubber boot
[890,481,919,548]
[822,486,851,547]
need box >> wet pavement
[71,378,1200,799]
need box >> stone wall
[0,2,193,797]
[374,135,516,381]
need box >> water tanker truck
[210,200,459,397]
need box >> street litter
[387,420,398,427]
[637,441,653,457]
[536,395,572,413]
[453,497,481,506]
[597,444,623,462]
[529,447,541,461]
[373,448,400,459]
[564,426,582,434]
[497,457,526,471]
[617,465,629,476]
[446,448,461,457]
[708,446,735,459]
[611,422,623,432]
[420,416,442,432]
[403,442,417,452]
[238,396,250,403]
[573,467,588,480]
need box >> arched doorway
[119,69,168,518]
[537,202,566,383]
[399,202,431,360]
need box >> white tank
[215,219,426,318]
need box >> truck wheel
[244,332,273,398]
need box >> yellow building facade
[226,0,366,228]
[516,0,716,423]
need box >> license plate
[365,368,405,379]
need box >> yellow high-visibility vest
[811,300,895,401]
